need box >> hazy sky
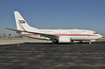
[0,0,105,35]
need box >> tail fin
[14,11,38,31]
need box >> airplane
[5,11,102,44]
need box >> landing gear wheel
[51,41,54,44]
[55,41,58,44]
[51,39,58,44]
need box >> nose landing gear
[89,41,91,44]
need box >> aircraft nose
[98,34,102,38]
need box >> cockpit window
[93,32,97,34]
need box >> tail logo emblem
[19,20,26,23]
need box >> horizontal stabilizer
[5,28,24,32]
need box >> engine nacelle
[58,36,71,42]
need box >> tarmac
[0,39,51,45]
[0,40,105,69]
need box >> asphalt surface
[0,41,105,69]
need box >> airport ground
[0,38,105,69]
[0,38,51,45]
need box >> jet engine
[58,36,71,42]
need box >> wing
[5,28,59,39]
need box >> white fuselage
[21,29,102,41]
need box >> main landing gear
[51,39,58,44]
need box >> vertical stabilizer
[14,11,38,31]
